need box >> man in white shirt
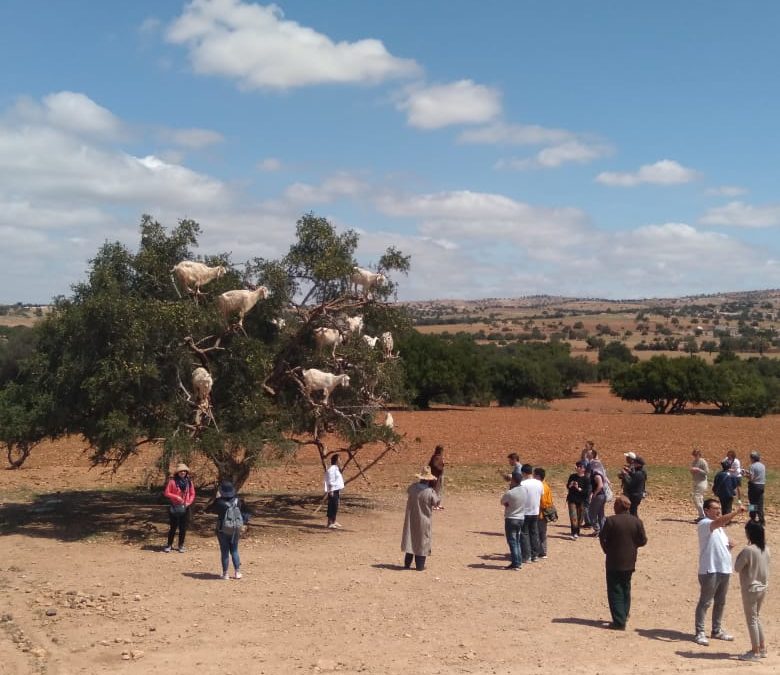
[500,475,528,569]
[520,464,543,563]
[693,498,743,646]
[324,454,345,529]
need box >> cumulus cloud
[397,80,502,129]
[458,121,574,146]
[596,159,700,187]
[281,172,368,205]
[166,0,420,90]
[166,127,224,148]
[705,185,747,197]
[700,201,780,228]
[257,157,282,172]
[496,140,613,170]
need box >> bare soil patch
[1,385,777,673]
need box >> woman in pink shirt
[163,463,196,552]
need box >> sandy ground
[1,384,777,674]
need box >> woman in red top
[163,463,196,552]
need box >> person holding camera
[619,453,647,517]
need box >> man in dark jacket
[599,495,648,630]
[619,453,647,516]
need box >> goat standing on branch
[351,267,386,298]
[302,368,350,405]
[381,331,394,359]
[313,327,343,359]
[171,261,226,302]
[216,286,270,333]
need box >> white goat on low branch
[313,327,343,358]
[362,334,379,348]
[216,286,270,332]
[302,368,350,405]
[346,315,364,335]
[381,331,394,359]
[191,367,213,403]
[351,267,386,298]
[172,261,226,302]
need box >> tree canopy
[0,214,409,485]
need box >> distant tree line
[611,354,780,417]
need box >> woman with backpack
[206,480,249,580]
[163,463,196,553]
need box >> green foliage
[0,215,407,484]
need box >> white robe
[401,482,440,556]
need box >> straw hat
[174,463,190,474]
[415,465,436,481]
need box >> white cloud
[458,122,574,146]
[397,80,502,130]
[167,127,224,148]
[257,157,282,172]
[9,91,124,140]
[700,201,780,228]
[139,17,162,36]
[282,172,368,204]
[166,0,420,90]
[705,185,747,197]
[596,159,700,187]
[496,140,613,170]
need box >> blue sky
[1,0,779,303]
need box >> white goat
[381,331,394,358]
[271,317,286,329]
[216,286,270,330]
[302,368,350,404]
[313,327,343,358]
[191,367,213,403]
[384,412,394,429]
[172,261,226,300]
[362,334,379,348]
[346,315,364,334]
[351,267,386,297]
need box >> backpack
[220,498,244,536]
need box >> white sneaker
[694,633,709,646]
[327,523,337,529]
[220,573,229,580]
[332,522,343,529]
[234,571,242,580]
[163,546,172,553]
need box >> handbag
[170,503,187,515]
[603,480,614,503]
[543,506,558,522]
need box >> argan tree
[0,214,410,489]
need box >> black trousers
[327,490,340,522]
[167,508,189,548]
[748,482,765,525]
[628,495,642,517]
[606,569,634,627]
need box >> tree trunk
[6,442,32,470]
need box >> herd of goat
[171,261,394,423]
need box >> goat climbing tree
[0,213,410,489]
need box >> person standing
[734,521,770,661]
[599,495,648,630]
[429,445,445,510]
[694,498,743,646]
[520,464,543,562]
[713,460,738,515]
[503,452,523,483]
[163,463,196,553]
[619,454,647,517]
[724,450,743,504]
[690,449,710,522]
[206,481,249,580]
[746,451,766,526]
[401,466,441,571]
[534,467,555,559]
[324,454,345,529]
[581,442,595,528]
[588,461,608,536]
[566,461,588,539]
[500,475,527,569]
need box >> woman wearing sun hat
[163,463,196,552]
[401,466,441,571]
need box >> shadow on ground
[0,489,379,543]
[551,617,610,629]
[635,628,693,642]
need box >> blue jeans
[521,515,541,561]
[504,518,523,567]
[217,531,241,575]
[588,493,606,532]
